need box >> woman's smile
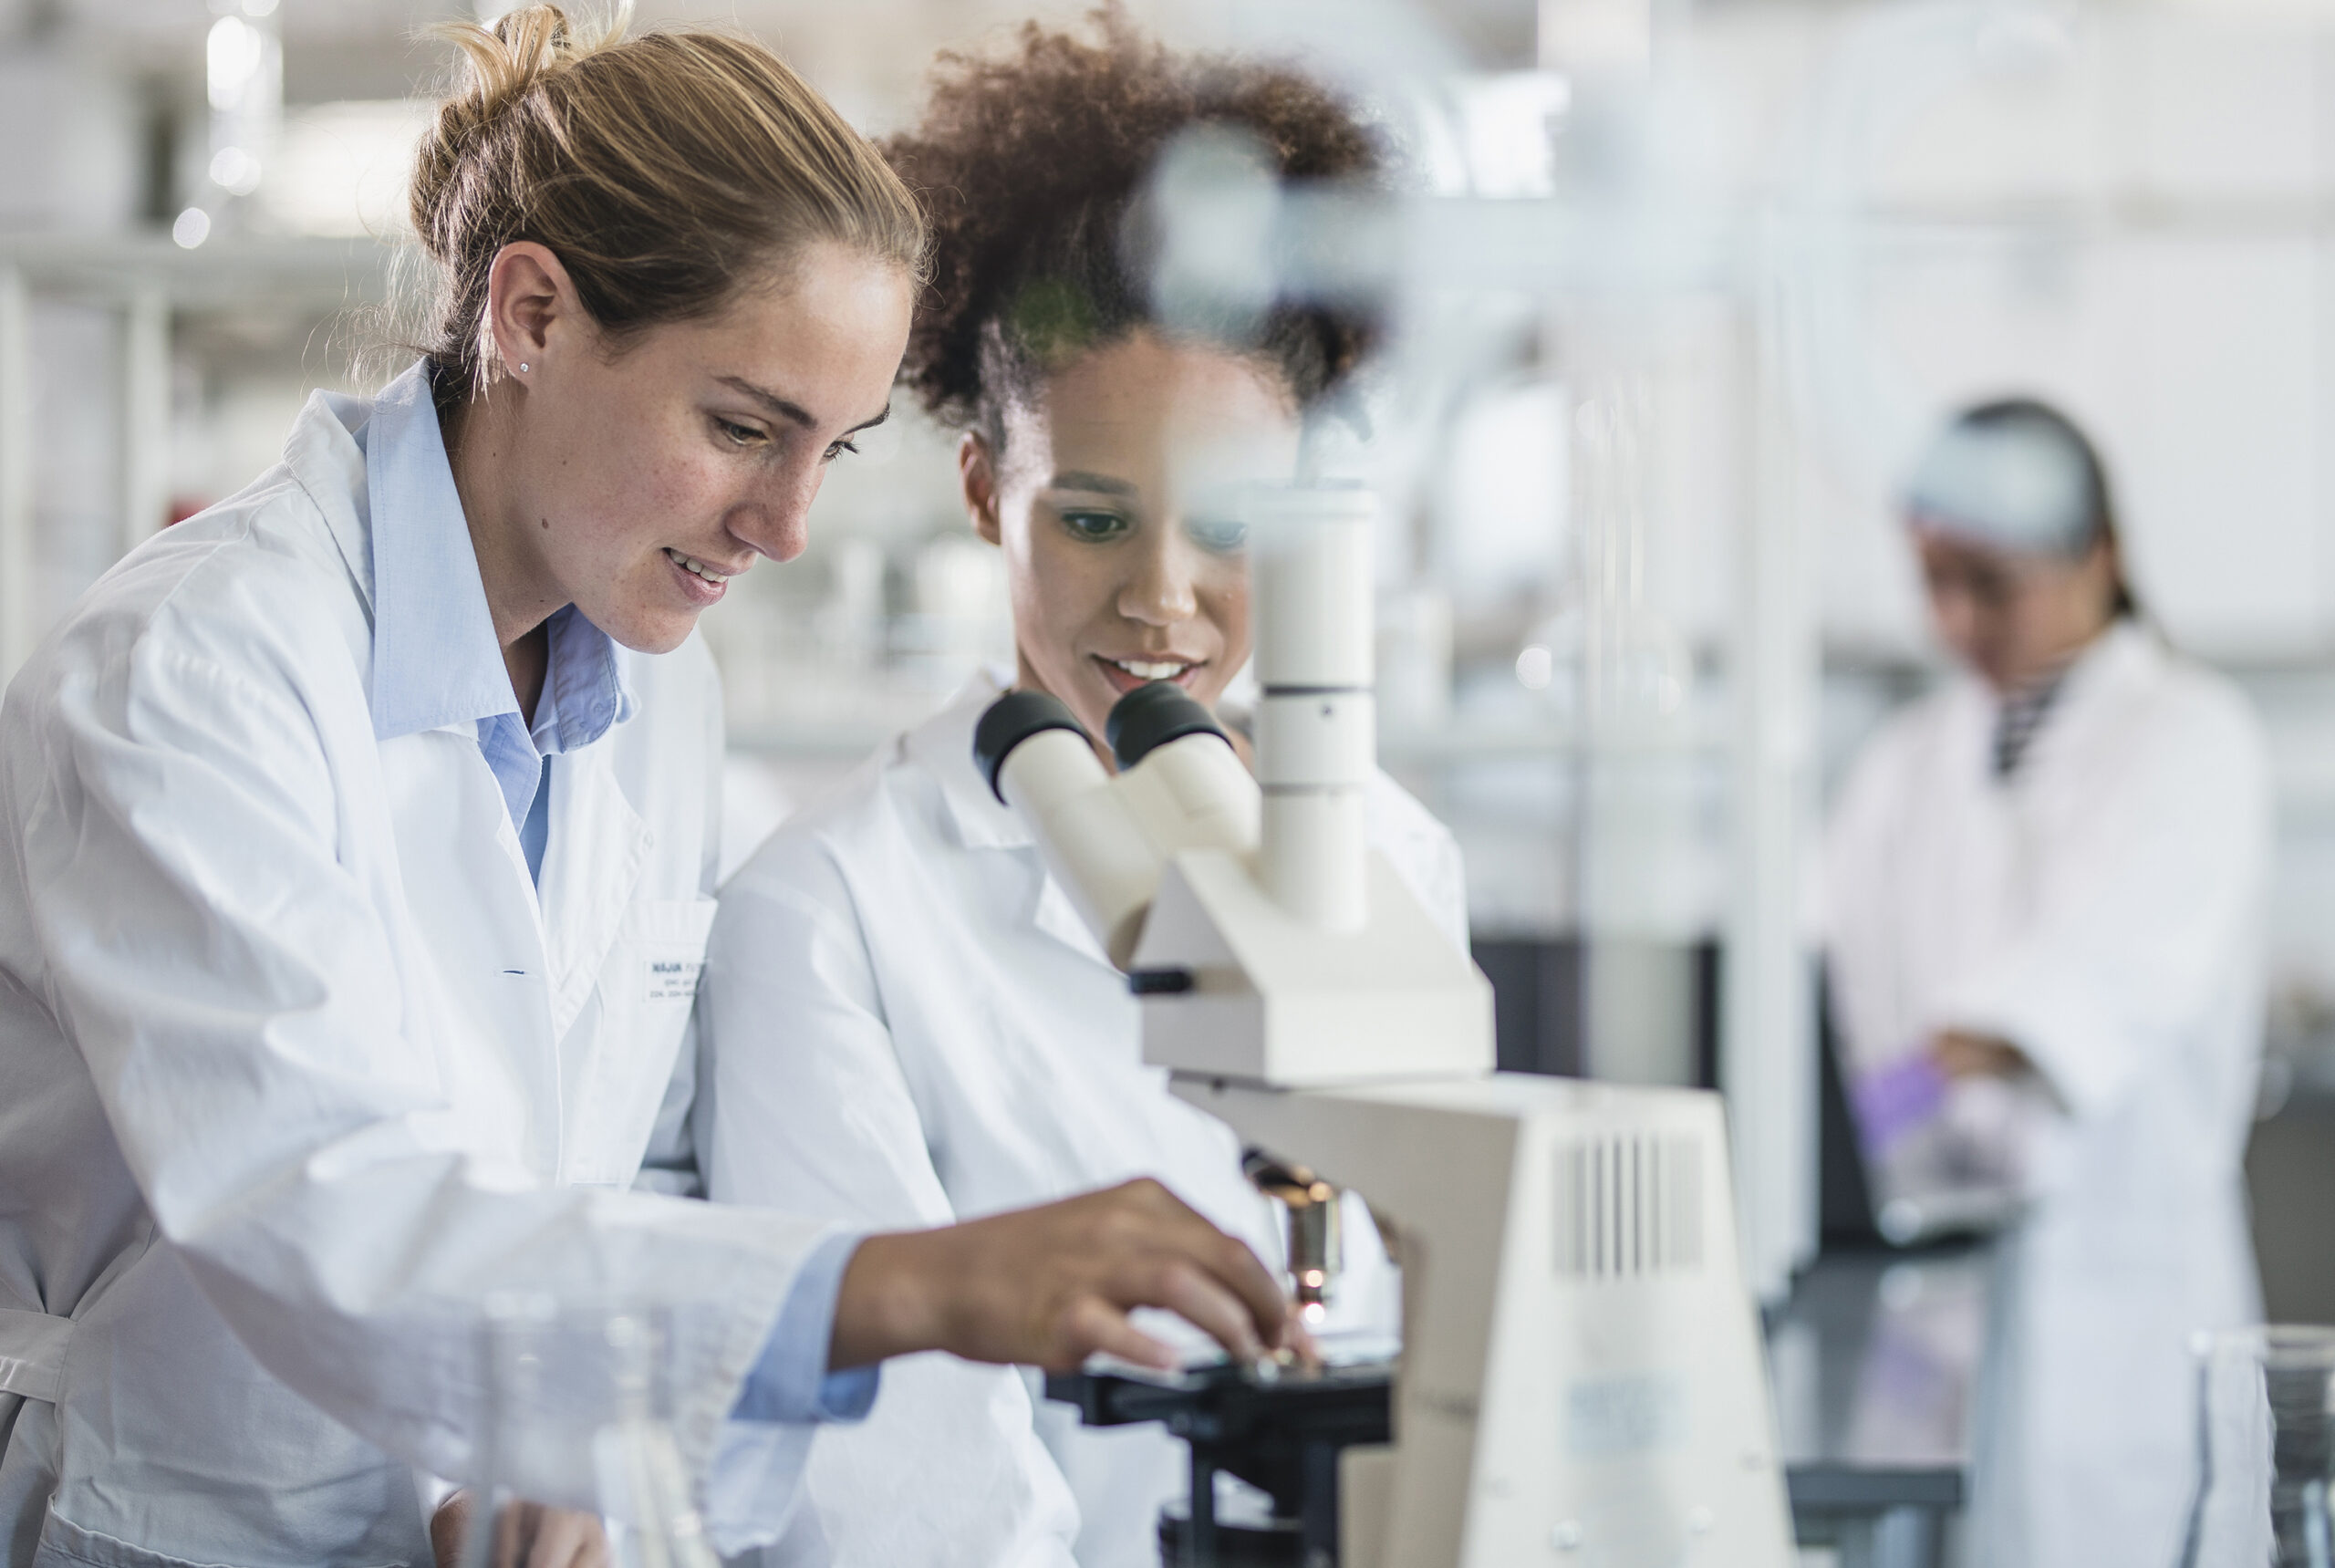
[1092,653,1204,694]
[663,545,741,606]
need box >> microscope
[973,484,1792,1568]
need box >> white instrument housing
[980,481,1794,1568]
[1178,1073,1795,1568]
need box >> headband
[1904,418,2099,557]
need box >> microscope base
[1045,1360,1392,1568]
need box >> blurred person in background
[695,15,1467,1567]
[1824,398,2270,1568]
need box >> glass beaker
[453,1294,720,1568]
[2179,1325,2335,1567]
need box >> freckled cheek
[624,453,731,535]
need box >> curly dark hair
[882,7,1385,445]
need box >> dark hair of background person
[880,5,1385,449]
[1949,396,2140,619]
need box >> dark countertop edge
[1787,1463,1967,1511]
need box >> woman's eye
[824,439,861,462]
[1186,519,1249,554]
[1059,508,1130,542]
[715,418,765,448]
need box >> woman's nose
[732,463,820,564]
[1117,527,1199,627]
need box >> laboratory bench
[1769,1242,1990,1568]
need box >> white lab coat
[1823,621,2269,1568]
[0,387,831,1568]
[699,673,1467,1568]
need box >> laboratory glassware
[2179,1325,2335,1567]
[458,1294,719,1568]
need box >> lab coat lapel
[378,725,564,1176]
[1027,860,1112,960]
[1899,627,2156,1042]
[291,386,570,1174]
[539,740,651,1041]
[1842,680,2008,1056]
[281,389,378,618]
[2009,626,2153,812]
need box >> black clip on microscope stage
[1043,1355,1393,1568]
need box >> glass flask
[456,1294,720,1568]
[2179,1325,2335,1567]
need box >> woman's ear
[483,241,576,382]
[960,430,1003,547]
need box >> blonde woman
[0,13,1288,1567]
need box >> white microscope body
[983,485,1792,1568]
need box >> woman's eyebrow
[1048,471,1136,495]
[717,375,890,434]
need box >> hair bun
[396,7,920,405]
[409,5,604,260]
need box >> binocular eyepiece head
[1103,680,1229,771]
[973,681,1230,803]
[972,689,1088,805]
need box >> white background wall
[11,0,2335,996]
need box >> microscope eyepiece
[1105,680,1229,771]
[972,690,1091,805]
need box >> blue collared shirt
[732,1230,880,1422]
[363,364,630,883]
[360,361,875,1427]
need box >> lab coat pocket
[32,1501,402,1568]
[567,897,718,1186]
[32,1508,218,1568]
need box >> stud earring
[517,362,530,373]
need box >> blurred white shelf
[0,231,392,311]
[1380,714,1726,763]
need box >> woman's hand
[430,1491,608,1568]
[1933,1029,2030,1081]
[832,1178,1291,1373]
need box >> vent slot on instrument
[1554,1132,1704,1281]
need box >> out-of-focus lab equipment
[1241,1151,1342,1326]
[462,1299,718,1568]
[2181,1326,2335,1568]
[978,482,1794,1568]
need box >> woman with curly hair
[697,13,1467,1565]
